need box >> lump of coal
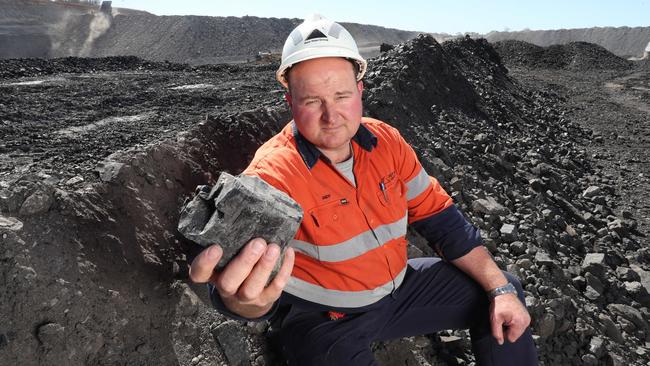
[177,172,303,270]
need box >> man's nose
[321,102,335,123]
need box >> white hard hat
[276,14,367,88]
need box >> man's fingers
[189,245,223,283]
[216,238,267,296]
[491,315,505,345]
[238,243,282,301]
[505,322,526,343]
[263,247,295,302]
[505,312,530,343]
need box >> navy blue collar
[292,121,378,169]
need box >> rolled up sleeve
[410,204,483,260]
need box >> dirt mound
[485,26,650,58]
[0,1,420,64]
[493,40,633,70]
[1,36,649,365]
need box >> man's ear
[284,92,292,107]
[357,80,364,93]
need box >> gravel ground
[506,66,650,239]
[0,57,283,185]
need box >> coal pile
[493,40,633,71]
[364,35,648,365]
[1,35,649,365]
[484,26,650,58]
[0,1,420,64]
[0,55,191,79]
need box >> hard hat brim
[276,47,367,88]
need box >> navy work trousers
[278,257,539,365]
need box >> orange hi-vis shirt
[243,117,482,309]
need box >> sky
[112,0,650,35]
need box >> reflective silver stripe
[285,265,407,308]
[406,167,431,201]
[289,213,407,262]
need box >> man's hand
[490,293,531,345]
[188,238,295,319]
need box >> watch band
[487,283,517,300]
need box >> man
[189,14,538,365]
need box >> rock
[534,250,555,266]
[536,313,555,337]
[575,317,596,336]
[582,186,601,198]
[0,215,23,232]
[65,176,84,186]
[379,43,394,53]
[178,172,303,272]
[607,218,628,236]
[439,335,463,345]
[212,321,251,366]
[508,241,526,255]
[616,267,640,282]
[588,336,605,357]
[624,281,643,294]
[598,314,623,343]
[18,185,54,216]
[428,157,452,179]
[529,178,544,191]
[246,321,268,335]
[607,304,649,332]
[630,264,650,294]
[581,354,598,366]
[37,322,65,349]
[499,223,518,242]
[584,286,601,300]
[582,253,606,275]
[450,176,463,191]
[565,224,577,237]
[178,285,201,317]
[516,258,533,270]
[584,273,604,294]
[506,263,524,279]
[483,238,497,253]
[607,353,625,366]
[0,188,26,212]
[95,161,124,182]
[572,275,586,289]
[471,196,508,216]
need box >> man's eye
[305,100,319,105]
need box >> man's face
[286,57,363,162]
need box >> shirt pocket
[309,200,343,229]
[308,199,352,246]
[376,177,406,209]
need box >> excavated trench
[2,35,650,365]
[1,106,292,365]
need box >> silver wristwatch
[487,283,517,300]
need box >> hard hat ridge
[276,13,367,88]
